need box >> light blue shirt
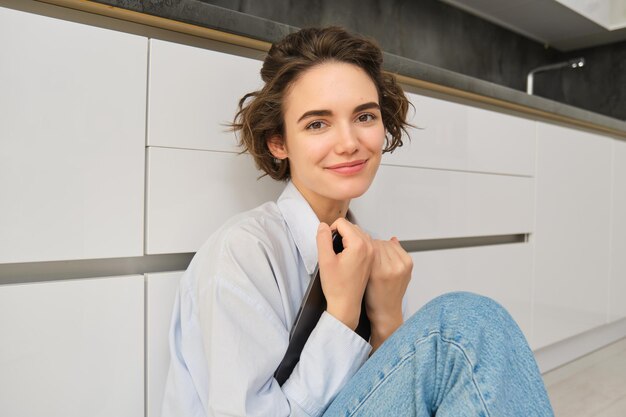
[161,181,373,417]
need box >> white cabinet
[532,122,613,349]
[351,164,534,240]
[0,275,144,417]
[147,39,263,152]
[146,271,184,417]
[0,7,147,264]
[383,93,536,176]
[609,138,626,322]
[405,242,533,345]
[145,147,284,254]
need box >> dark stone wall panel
[537,40,626,120]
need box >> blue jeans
[323,292,554,416]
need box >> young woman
[162,27,554,417]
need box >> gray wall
[201,0,625,121]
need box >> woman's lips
[326,159,368,175]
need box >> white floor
[543,337,626,417]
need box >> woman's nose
[334,124,359,154]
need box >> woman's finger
[330,217,370,252]
[316,222,335,268]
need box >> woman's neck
[314,200,350,226]
[292,182,350,225]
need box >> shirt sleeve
[282,312,371,415]
[198,228,372,417]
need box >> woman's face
[269,61,385,210]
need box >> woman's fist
[366,237,413,349]
[316,219,374,330]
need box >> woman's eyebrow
[353,102,380,113]
[297,109,332,123]
[297,102,380,123]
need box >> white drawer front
[610,139,626,322]
[351,164,534,240]
[148,38,263,152]
[0,275,144,417]
[383,93,535,176]
[146,147,284,254]
[0,7,147,264]
[532,122,612,349]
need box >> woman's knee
[408,291,521,341]
[429,291,508,317]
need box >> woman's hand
[316,219,374,331]
[366,237,413,351]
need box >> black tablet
[274,231,371,386]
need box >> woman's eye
[306,120,326,130]
[357,113,376,123]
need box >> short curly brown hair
[231,26,411,181]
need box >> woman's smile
[325,159,368,175]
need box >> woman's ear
[267,135,288,160]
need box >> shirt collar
[277,181,358,276]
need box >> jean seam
[346,330,491,417]
[347,348,416,417]
[437,333,491,417]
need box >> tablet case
[274,231,371,386]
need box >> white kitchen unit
[350,164,534,241]
[609,138,626,322]
[146,271,184,417]
[145,147,284,254]
[147,38,264,152]
[405,242,533,345]
[383,92,536,176]
[532,122,613,349]
[0,275,144,417]
[0,6,147,264]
